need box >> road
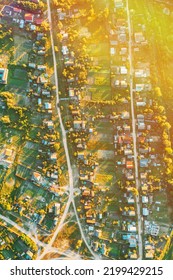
[37,0,98,260]
[0,213,82,259]
[126,0,143,259]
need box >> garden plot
[13,35,32,65]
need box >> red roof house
[126,161,134,169]
[24,13,34,23]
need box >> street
[126,0,143,260]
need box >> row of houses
[1,4,44,29]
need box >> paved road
[126,0,143,259]
[38,0,98,260]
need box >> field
[13,35,32,65]
[149,191,171,227]
[17,141,39,169]
[6,66,29,93]
[16,165,32,181]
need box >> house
[37,65,47,71]
[1,5,14,17]
[0,148,15,168]
[123,210,136,217]
[123,124,130,131]
[28,63,36,69]
[121,111,130,119]
[94,229,102,238]
[32,171,42,184]
[13,7,22,14]
[37,32,44,40]
[38,98,42,105]
[93,242,99,251]
[30,24,36,31]
[136,84,144,91]
[114,0,123,8]
[24,13,34,23]
[138,122,145,130]
[128,224,137,232]
[62,46,69,55]
[137,114,145,120]
[50,153,57,161]
[145,250,154,259]
[86,219,96,224]
[142,208,149,216]
[122,234,137,247]
[19,19,25,29]
[118,33,127,42]
[124,149,133,156]
[54,203,60,216]
[140,159,149,168]
[0,68,8,84]
[128,210,136,216]
[150,224,160,236]
[35,18,44,25]
[142,196,149,204]
[110,47,116,56]
[136,101,146,107]
[127,196,135,204]
[120,66,128,75]
[73,120,86,130]
[39,76,48,84]
[129,252,138,259]
[126,172,134,180]
[45,120,54,129]
[129,236,137,248]
[42,90,51,97]
[126,161,134,169]
[44,102,52,110]
[134,32,145,43]
[69,88,75,97]
[38,50,46,55]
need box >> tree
[154,87,162,98]
[165,147,173,155]
[1,115,10,124]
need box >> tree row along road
[126,0,143,259]
[37,0,98,260]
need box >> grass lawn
[91,86,112,101]
[13,35,31,65]
[6,67,28,93]
[87,43,110,59]
[16,165,32,181]
[149,191,171,225]
[109,243,120,258]
[17,142,38,169]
